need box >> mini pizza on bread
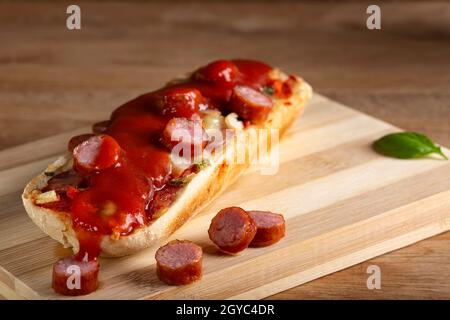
[22,59,312,258]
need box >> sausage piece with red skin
[208,206,257,254]
[161,117,207,156]
[248,210,285,247]
[194,60,238,88]
[68,134,95,152]
[44,170,86,193]
[155,240,203,285]
[92,120,112,134]
[73,134,121,172]
[52,256,100,296]
[150,87,203,119]
[229,85,273,124]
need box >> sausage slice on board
[248,210,285,247]
[208,206,257,254]
[52,256,100,296]
[155,240,203,285]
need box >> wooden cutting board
[0,94,449,300]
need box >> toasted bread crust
[22,71,312,257]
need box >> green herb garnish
[44,171,55,177]
[194,159,210,171]
[168,177,187,186]
[373,132,448,160]
[168,173,196,187]
[263,86,274,96]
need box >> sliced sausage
[52,256,99,296]
[45,170,86,193]
[68,134,95,152]
[155,240,203,285]
[230,85,273,123]
[194,60,238,88]
[151,87,203,119]
[161,117,207,157]
[92,120,112,134]
[208,206,257,254]
[147,185,179,218]
[73,134,121,172]
[248,210,285,247]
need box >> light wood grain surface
[1,94,449,299]
[0,1,449,299]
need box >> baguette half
[22,69,312,257]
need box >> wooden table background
[0,1,449,299]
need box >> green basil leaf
[373,132,448,160]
